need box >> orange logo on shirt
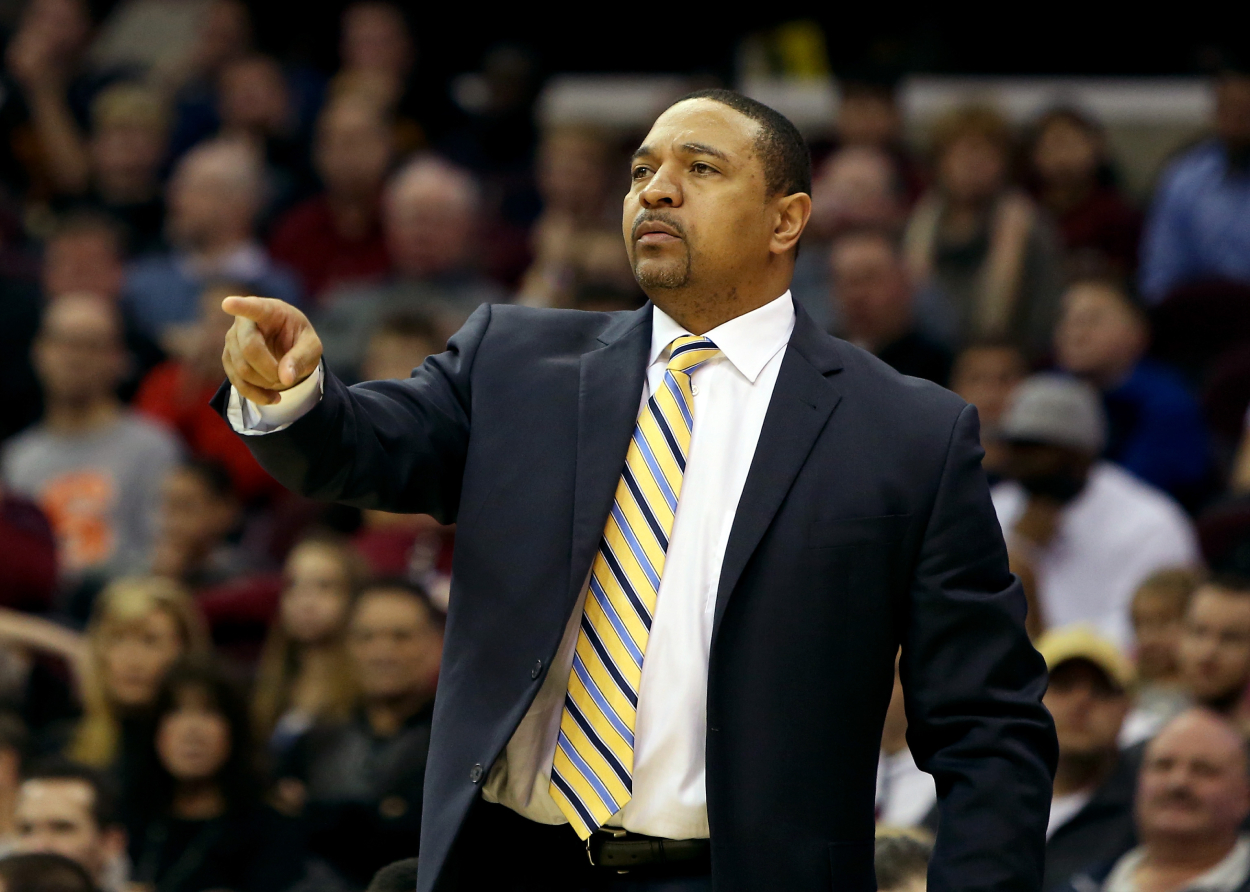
[39,470,116,572]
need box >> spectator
[794,146,908,331]
[904,106,1063,357]
[68,577,209,782]
[268,96,395,304]
[14,760,127,892]
[1121,569,1203,748]
[876,652,935,830]
[948,340,1029,482]
[280,580,443,887]
[127,660,305,892]
[1060,708,1250,891]
[1028,108,1142,277]
[147,460,252,591]
[164,0,254,158]
[1177,577,1250,723]
[315,155,504,379]
[122,139,301,343]
[1053,277,1211,503]
[0,490,57,614]
[134,280,281,504]
[2,0,107,198]
[2,295,180,584]
[58,83,169,256]
[830,227,952,386]
[1140,69,1250,302]
[0,714,29,853]
[992,374,1200,647]
[358,311,441,384]
[40,211,165,401]
[874,832,932,892]
[834,79,925,202]
[252,536,366,758]
[515,125,635,311]
[1036,626,1139,889]
[0,851,96,892]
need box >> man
[217,90,1056,891]
[1140,68,1250,301]
[281,580,444,887]
[12,760,128,892]
[1037,626,1139,890]
[314,154,505,379]
[1053,277,1210,501]
[948,340,1029,482]
[1060,709,1250,891]
[147,459,250,590]
[123,138,301,341]
[2,295,180,583]
[1177,577,1250,719]
[829,227,952,386]
[992,374,1199,647]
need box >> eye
[632,165,650,179]
[692,161,716,175]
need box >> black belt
[586,828,711,870]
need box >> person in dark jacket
[1037,627,1140,889]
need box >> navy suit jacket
[214,299,1057,891]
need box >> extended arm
[902,404,1058,892]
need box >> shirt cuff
[226,362,324,435]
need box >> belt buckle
[585,828,628,868]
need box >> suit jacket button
[469,763,483,783]
[531,659,543,679]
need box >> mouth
[634,220,682,245]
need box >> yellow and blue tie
[549,335,720,839]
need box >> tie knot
[666,336,719,375]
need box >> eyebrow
[630,142,732,163]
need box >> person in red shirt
[267,95,395,304]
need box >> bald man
[124,138,302,340]
[1060,708,1250,891]
[1,295,179,579]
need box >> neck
[1053,750,1116,797]
[45,396,120,434]
[650,279,789,335]
[1141,831,1240,877]
[188,232,249,265]
[365,690,432,738]
[171,779,226,820]
[1083,358,1139,391]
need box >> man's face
[33,297,125,405]
[1032,117,1099,186]
[949,346,1026,427]
[14,779,119,880]
[157,468,235,553]
[385,175,474,278]
[829,234,911,344]
[624,99,777,297]
[1179,588,1250,707]
[315,103,393,198]
[42,232,124,301]
[1002,441,1091,503]
[1044,659,1128,759]
[1133,590,1187,682]
[349,590,442,703]
[1054,284,1146,382]
[1137,711,1250,843]
[167,159,252,249]
[939,135,1007,205]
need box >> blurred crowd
[0,1,1249,890]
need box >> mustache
[631,210,686,241]
[1149,787,1204,810]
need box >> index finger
[221,295,283,327]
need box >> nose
[639,162,682,209]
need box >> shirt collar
[649,291,795,384]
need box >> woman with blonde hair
[70,575,210,770]
[252,534,366,756]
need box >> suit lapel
[712,305,845,641]
[568,304,653,606]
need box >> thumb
[279,327,322,387]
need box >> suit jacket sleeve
[901,403,1058,892]
[210,303,491,521]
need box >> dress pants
[442,798,713,892]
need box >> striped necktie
[549,335,720,839]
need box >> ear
[769,192,812,257]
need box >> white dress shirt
[227,292,796,839]
[875,747,937,829]
[991,462,1200,649]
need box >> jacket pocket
[828,839,876,891]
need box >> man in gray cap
[992,373,1199,648]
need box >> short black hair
[672,89,811,197]
[177,457,235,501]
[359,577,446,634]
[22,757,121,829]
[0,853,97,892]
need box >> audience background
[1,5,1250,891]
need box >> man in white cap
[992,373,1199,649]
